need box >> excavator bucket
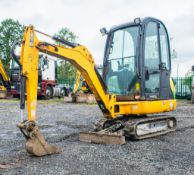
[18,121,61,157]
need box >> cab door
[143,20,171,99]
[158,23,171,99]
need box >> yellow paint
[20,26,39,121]
[170,78,176,99]
[112,99,176,117]
[135,82,140,91]
[73,70,81,93]
[73,70,89,94]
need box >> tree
[0,18,24,73]
[185,70,194,78]
[54,27,77,44]
[183,69,194,90]
[54,28,77,82]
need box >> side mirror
[100,27,108,36]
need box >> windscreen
[105,26,139,95]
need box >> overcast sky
[0,0,193,76]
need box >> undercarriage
[80,115,176,144]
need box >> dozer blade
[18,121,61,157]
[79,131,125,145]
[80,121,125,145]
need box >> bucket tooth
[18,121,61,157]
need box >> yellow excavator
[73,70,82,93]
[72,70,92,103]
[12,17,176,157]
[73,70,90,94]
[0,60,10,98]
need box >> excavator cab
[103,17,174,101]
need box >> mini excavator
[73,70,90,94]
[71,70,92,103]
[73,70,82,94]
[12,17,176,156]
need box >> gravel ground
[0,99,194,175]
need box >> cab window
[159,24,170,70]
[105,26,139,95]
